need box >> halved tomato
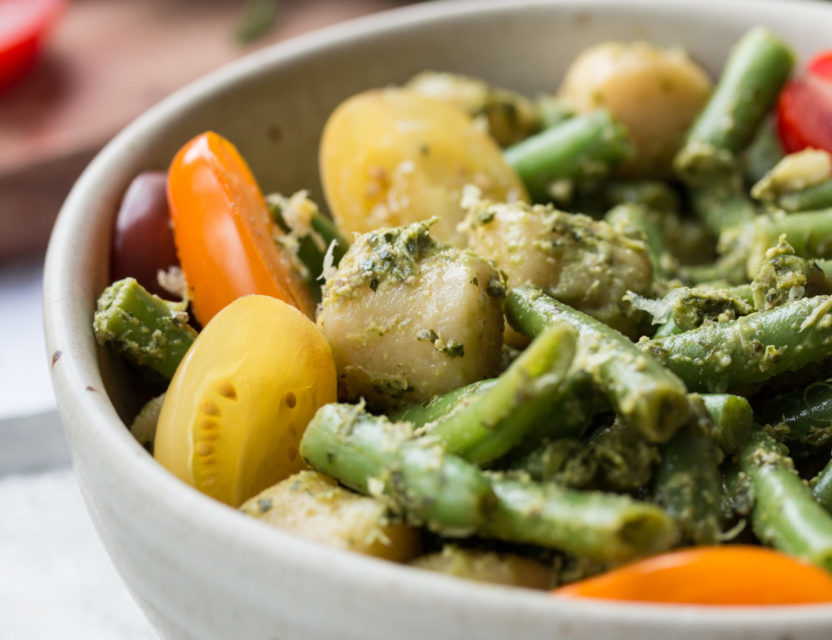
[777,50,832,154]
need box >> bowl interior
[44,1,832,638]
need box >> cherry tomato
[0,0,66,91]
[808,50,832,81]
[777,50,832,154]
[166,131,316,326]
[554,546,832,605]
[154,295,337,507]
[110,171,179,298]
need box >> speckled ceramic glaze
[44,1,832,638]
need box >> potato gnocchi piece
[241,471,420,562]
[319,87,528,247]
[406,70,540,146]
[318,219,505,412]
[462,193,653,339]
[410,546,557,589]
[558,41,712,177]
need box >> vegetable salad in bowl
[90,24,832,607]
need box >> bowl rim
[44,0,832,631]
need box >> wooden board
[0,0,409,260]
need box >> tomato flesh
[167,132,316,326]
[777,50,832,154]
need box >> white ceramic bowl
[44,1,832,638]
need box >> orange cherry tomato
[554,546,832,606]
[167,131,316,326]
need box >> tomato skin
[0,0,66,91]
[167,132,316,326]
[776,50,832,154]
[110,171,179,298]
[807,51,832,82]
[154,295,337,507]
[554,546,832,606]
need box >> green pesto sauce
[328,219,440,298]
[416,329,465,358]
[670,287,753,331]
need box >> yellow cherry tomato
[154,295,337,507]
[319,88,528,247]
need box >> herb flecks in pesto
[417,329,465,358]
[328,219,439,298]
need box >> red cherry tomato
[0,0,66,92]
[110,171,179,298]
[777,50,832,154]
[808,50,832,80]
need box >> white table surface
[0,256,157,639]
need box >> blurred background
[0,1,412,637]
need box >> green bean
[674,27,794,182]
[391,379,497,427]
[602,179,680,215]
[679,251,749,287]
[653,424,723,545]
[394,369,600,448]
[700,393,753,453]
[93,277,196,381]
[513,419,660,492]
[483,475,679,563]
[579,420,660,492]
[688,173,758,234]
[659,211,716,269]
[425,325,577,465]
[750,237,831,311]
[666,283,753,306]
[739,431,832,571]
[744,117,785,186]
[812,457,832,513]
[777,180,832,213]
[503,110,634,203]
[507,287,690,442]
[645,286,754,338]
[721,462,754,522]
[300,403,495,536]
[510,438,588,486]
[757,381,832,448]
[267,193,349,301]
[605,204,666,278]
[535,95,574,129]
[641,295,832,393]
[302,403,679,561]
[747,208,832,276]
[653,316,681,339]
[819,259,832,280]
[750,149,832,213]
[666,286,753,332]
[524,371,603,446]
